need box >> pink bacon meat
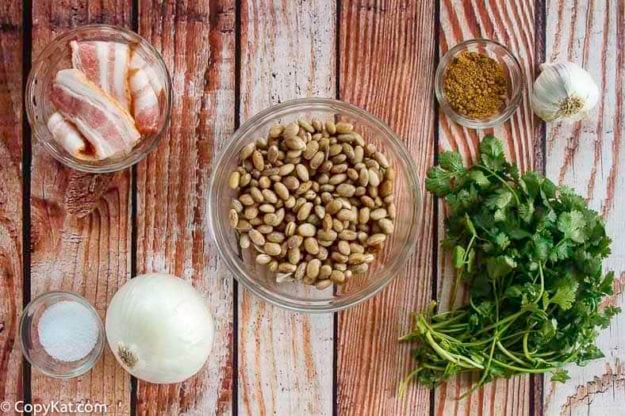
[47,112,90,159]
[128,52,162,134]
[130,52,164,95]
[51,69,141,159]
[70,40,131,110]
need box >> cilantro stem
[449,234,477,307]
[496,341,528,366]
[431,309,466,320]
[522,332,534,363]
[488,358,558,373]
[431,311,468,328]
[533,350,560,358]
[534,263,545,305]
[403,138,618,391]
[478,280,501,386]
[423,332,464,366]
[477,165,521,205]
[398,367,422,398]
[473,309,526,336]
[424,331,484,369]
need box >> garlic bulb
[531,62,599,122]
[105,273,214,384]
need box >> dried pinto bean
[227,117,396,289]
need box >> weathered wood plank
[335,1,436,415]
[135,0,235,415]
[436,1,539,414]
[237,1,335,414]
[543,1,625,414]
[0,1,23,411]
[30,1,132,413]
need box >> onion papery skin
[105,273,214,384]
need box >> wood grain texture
[237,1,335,414]
[135,0,235,415]
[436,1,539,414]
[335,1,436,415]
[0,1,23,410]
[30,1,132,413]
[543,1,625,414]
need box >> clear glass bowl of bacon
[26,24,172,173]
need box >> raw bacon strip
[128,50,162,133]
[129,51,164,95]
[129,67,160,134]
[70,40,131,110]
[47,112,90,159]
[51,69,141,160]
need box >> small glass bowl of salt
[20,291,105,378]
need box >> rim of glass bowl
[208,98,422,313]
[25,24,172,173]
[434,38,523,129]
[19,290,105,379]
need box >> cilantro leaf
[557,210,587,243]
[439,151,465,174]
[479,136,506,171]
[452,245,466,269]
[494,233,510,250]
[518,200,535,223]
[469,170,490,187]
[425,166,454,195]
[486,255,517,279]
[403,136,619,392]
[486,188,514,210]
[549,281,579,311]
[549,240,573,262]
[550,369,571,383]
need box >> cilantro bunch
[401,136,619,394]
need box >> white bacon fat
[71,40,131,110]
[47,42,166,161]
[130,52,164,95]
[129,51,162,133]
[47,112,90,159]
[51,69,141,160]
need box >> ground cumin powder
[443,52,507,119]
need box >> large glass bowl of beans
[209,98,422,312]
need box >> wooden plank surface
[335,1,437,415]
[7,1,625,415]
[543,1,625,415]
[29,0,132,413]
[237,1,336,414]
[435,1,539,414]
[134,0,235,415]
[0,1,24,410]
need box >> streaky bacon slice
[51,69,141,160]
[128,51,162,134]
[129,67,160,134]
[47,112,90,159]
[70,40,131,110]
[129,52,164,95]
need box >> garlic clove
[531,62,599,122]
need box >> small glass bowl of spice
[435,39,523,128]
[20,291,105,378]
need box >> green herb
[400,136,619,395]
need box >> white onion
[105,273,214,384]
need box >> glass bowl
[20,291,105,378]
[435,39,523,129]
[208,98,422,312]
[26,24,172,173]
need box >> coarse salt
[37,300,99,362]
